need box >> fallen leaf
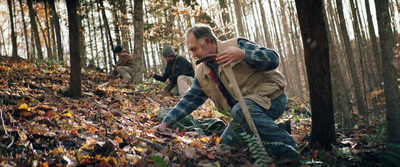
[207,152,215,159]
[85,125,98,133]
[114,136,123,143]
[18,103,28,110]
[20,111,32,117]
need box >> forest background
[0,0,400,166]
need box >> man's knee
[231,104,244,119]
[177,75,193,84]
[177,75,185,82]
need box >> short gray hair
[186,24,218,45]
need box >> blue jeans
[220,93,298,157]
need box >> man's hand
[109,74,116,79]
[166,78,170,85]
[216,46,245,67]
[149,71,155,78]
[157,122,169,131]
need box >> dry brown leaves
[0,56,389,166]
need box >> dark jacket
[153,56,195,84]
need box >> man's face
[186,32,209,59]
[164,56,174,62]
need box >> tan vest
[195,38,287,113]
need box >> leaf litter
[0,56,389,166]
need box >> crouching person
[156,24,301,166]
[111,45,134,80]
[149,45,194,96]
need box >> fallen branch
[0,101,8,136]
[131,136,164,151]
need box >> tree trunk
[241,5,250,38]
[375,0,400,155]
[90,0,99,66]
[30,27,35,58]
[50,10,56,59]
[279,0,297,97]
[258,0,273,48]
[99,0,116,65]
[67,0,82,98]
[8,0,18,58]
[250,1,263,45]
[86,2,94,65]
[79,2,86,69]
[290,1,308,95]
[218,0,233,40]
[144,7,151,72]
[97,2,108,72]
[18,0,30,59]
[233,0,245,36]
[119,0,130,48]
[164,0,174,45]
[323,1,353,129]
[111,1,121,46]
[49,0,63,63]
[27,0,43,60]
[0,28,7,55]
[268,0,293,96]
[365,0,382,81]
[352,0,380,116]
[133,0,144,83]
[336,0,366,116]
[44,1,53,60]
[288,2,304,97]
[295,0,336,151]
[183,0,215,27]
[350,0,370,116]
[35,13,51,60]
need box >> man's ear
[205,37,212,45]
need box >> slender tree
[90,0,99,66]
[324,0,353,129]
[233,0,245,36]
[218,0,233,40]
[350,0,371,115]
[27,0,43,60]
[79,1,86,68]
[99,0,116,64]
[258,0,273,48]
[336,0,366,116]
[288,1,304,97]
[35,13,51,60]
[119,0,130,48]
[133,0,144,83]
[97,1,108,72]
[86,1,94,63]
[295,0,336,150]
[18,0,30,59]
[44,1,53,59]
[49,0,63,62]
[183,0,216,27]
[375,0,400,155]
[8,0,18,58]
[365,0,382,80]
[111,1,121,46]
[67,0,82,98]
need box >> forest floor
[0,56,396,167]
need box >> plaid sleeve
[238,39,280,71]
[162,77,208,126]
